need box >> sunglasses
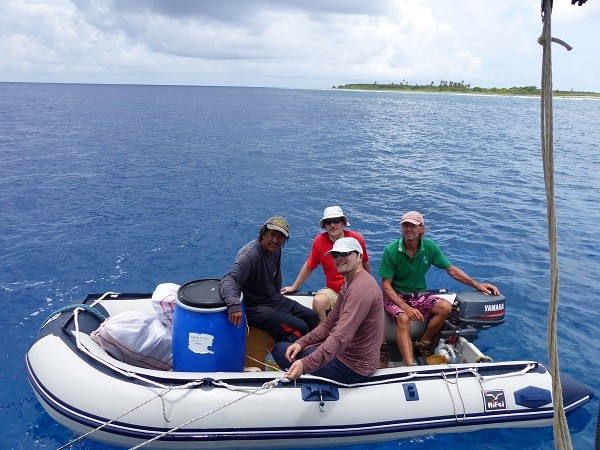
[324,218,343,226]
[331,251,354,258]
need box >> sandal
[413,341,433,360]
[378,342,389,369]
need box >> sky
[1,0,599,92]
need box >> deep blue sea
[1,83,599,449]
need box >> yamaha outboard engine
[443,290,505,341]
[450,290,505,328]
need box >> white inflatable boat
[26,284,593,449]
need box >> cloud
[1,0,598,90]
[104,0,392,21]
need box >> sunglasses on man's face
[331,251,353,258]
[324,218,343,226]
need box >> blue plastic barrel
[172,279,245,372]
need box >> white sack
[151,283,179,331]
[91,310,172,371]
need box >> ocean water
[1,82,599,449]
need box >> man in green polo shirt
[379,211,499,366]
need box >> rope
[40,291,121,330]
[441,369,467,422]
[475,355,494,363]
[40,304,107,330]
[128,364,533,450]
[243,363,536,390]
[126,364,534,449]
[539,1,573,449]
[596,404,600,450]
[245,354,280,371]
[88,291,121,307]
[213,377,288,392]
[57,381,204,450]
[537,36,573,52]
[129,377,287,449]
[470,363,536,381]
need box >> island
[333,81,599,98]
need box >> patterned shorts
[383,291,444,320]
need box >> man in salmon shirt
[273,237,383,383]
[282,206,370,322]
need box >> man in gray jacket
[220,216,319,342]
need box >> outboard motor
[443,290,505,341]
[450,290,505,328]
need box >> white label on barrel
[188,332,215,354]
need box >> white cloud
[0,0,598,91]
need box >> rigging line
[40,291,118,330]
[441,369,467,422]
[129,378,286,450]
[539,1,573,449]
[270,363,535,389]
[57,380,204,450]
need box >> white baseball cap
[325,237,363,255]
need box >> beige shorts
[316,287,339,309]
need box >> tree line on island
[334,80,598,97]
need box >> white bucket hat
[318,206,349,229]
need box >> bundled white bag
[151,283,179,331]
[91,310,173,371]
